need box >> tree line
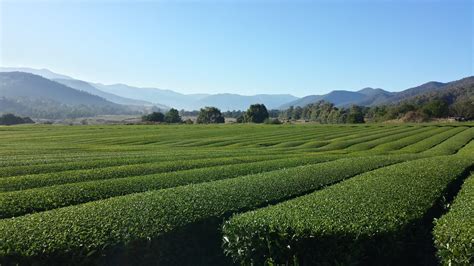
[142,104,275,124]
[143,86,473,125]
[280,84,473,123]
[0,113,34,125]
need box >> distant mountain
[355,88,395,106]
[4,67,467,114]
[0,67,298,111]
[93,83,297,111]
[394,76,474,105]
[385,81,446,104]
[278,80,465,109]
[0,72,141,119]
[0,67,73,80]
[93,84,298,111]
[92,83,194,110]
[54,78,168,109]
[194,94,298,111]
[0,72,115,106]
[280,89,390,109]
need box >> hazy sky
[0,0,472,96]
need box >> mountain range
[279,80,468,109]
[0,67,472,119]
[0,67,297,111]
[0,71,114,106]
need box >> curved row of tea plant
[0,155,412,264]
[315,126,419,151]
[0,149,298,178]
[0,155,339,218]
[0,155,287,192]
[433,173,474,265]
[0,147,304,168]
[371,126,449,152]
[395,127,466,153]
[223,155,473,265]
[345,126,431,151]
[422,127,474,155]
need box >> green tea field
[0,124,473,265]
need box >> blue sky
[1,0,472,97]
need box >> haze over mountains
[0,67,472,120]
[0,67,297,111]
[0,72,114,106]
[279,82,456,109]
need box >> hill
[0,72,115,106]
[93,83,297,111]
[280,89,391,109]
[53,78,167,109]
[0,67,73,80]
[92,83,194,110]
[279,78,469,109]
[396,76,474,112]
[0,72,140,119]
[0,67,298,111]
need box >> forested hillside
[280,77,474,123]
[0,72,140,119]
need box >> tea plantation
[0,124,472,265]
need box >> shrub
[433,173,474,265]
[0,155,286,192]
[345,126,429,151]
[223,155,473,265]
[0,155,339,218]
[422,127,474,155]
[264,118,282,124]
[0,155,411,264]
[320,125,421,151]
[401,110,429,122]
[396,127,466,153]
[371,126,448,152]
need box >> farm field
[0,123,473,265]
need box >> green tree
[165,108,182,123]
[196,107,225,124]
[245,104,269,123]
[451,97,474,120]
[293,106,303,120]
[0,113,34,125]
[347,105,365,123]
[142,112,164,122]
[421,99,449,118]
[285,106,294,120]
[236,115,245,123]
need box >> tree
[0,113,34,125]
[347,105,365,123]
[142,112,164,122]
[285,106,294,120]
[451,97,474,120]
[165,108,182,123]
[293,106,303,120]
[196,107,225,124]
[236,115,245,123]
[421,98,449,118]
[245,104,269,123]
